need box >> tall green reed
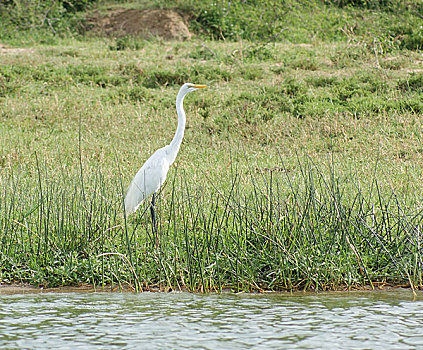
[0,152,422,292]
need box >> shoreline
[0,282,419,296]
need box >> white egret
[124,83,207,217]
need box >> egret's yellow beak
[193,84,207,88]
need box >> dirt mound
[87,8,191,40]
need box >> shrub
[192,0,289,41]
[0,0,96,34]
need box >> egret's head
[183,83,207,94]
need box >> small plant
[109,36,146,51]
[243,44,275,62]
[188,45,217,60]
[397,74,423,93]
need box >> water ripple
[0,290,422,349]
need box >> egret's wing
[124,147,170,215]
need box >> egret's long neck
[168,91,186,164]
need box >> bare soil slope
[87,8,191,40]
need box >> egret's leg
[150,193,158,246]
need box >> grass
[0,0,422,292]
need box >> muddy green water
[0,290,422,349]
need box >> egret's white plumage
[124,83,207,215]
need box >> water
[0,290,422,349]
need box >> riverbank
[0,282,419,296]
[0,0,422,292]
